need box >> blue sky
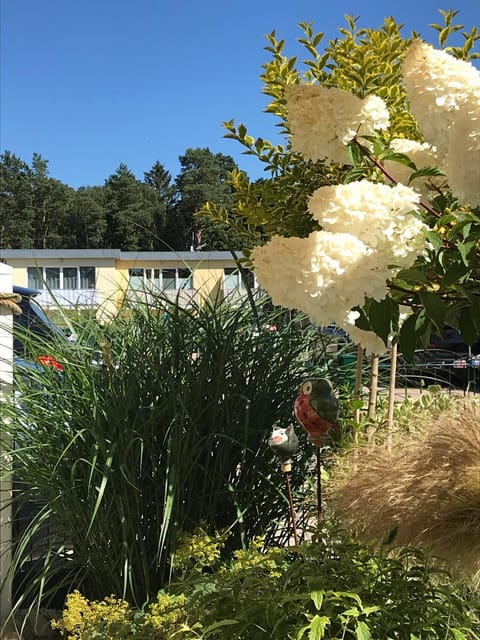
[1,0,478,188]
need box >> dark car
[429,325,480,355]
[395,349,472,389]
[13,285,70,371]
[332,347,477,391]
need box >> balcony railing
[124,287,199,307]
[34,289,101,308]
[34,286,263,310]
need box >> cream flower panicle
[308,181,428,265]
[251,231,369,326]
[251,230,407,329]
[446,110,480,207]
[286,85,390,165]
[402,40,480,156]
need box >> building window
[27,266,96,290]
[162,269,176,290]
[80,266,96,289]
[45,267,60,289]
[27,267,43,290]
[223,268,254,291]
[128,268,193,291]
[63,267,78,289]
[177,268,193,289]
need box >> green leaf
[458,309,478,344]
[310,590,324,611]
[399,313,418,361]
[355,621,372,640]
[346,142,364,166]
[351,306,372,332]
[408,166,444,183]
[415,310,432,348]
[367,298,392,345]
[396,268,428,283]
[426,230,443,253]
[309,615,330,640]
[456,240,475,266]
[442,262,469,287]
[419,291,445,334]
[203,619,239,633]
[381,150,416,169]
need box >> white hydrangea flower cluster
[286,85,390,164]
[402,40,480,151]
[251,231,368,327]
[402,40,480,206]
[383,138,445,198]
[308,181,427,266]
[446,111,480,206]
[251,182,428,351]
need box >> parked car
[395,349,473,389]
[331,347,478,391]
[428,325,480,354]
[13,285,70,371]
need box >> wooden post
[367,354,379,421]
[386,342,398,452]
[0,265,14,630]
[354,344,364,424]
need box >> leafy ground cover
[51,524,480,639]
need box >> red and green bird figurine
[294,378,340,447]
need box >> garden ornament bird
[294,378,340,447]
[268,424,299,472]
[268,423,300,544]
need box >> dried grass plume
[328,406,480,582]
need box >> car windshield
[14,296,68,355]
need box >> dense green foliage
[0,147,240,250]
[52,526,480,639]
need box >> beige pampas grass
[328,405,480,582]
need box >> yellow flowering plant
[52,526,480,639]
[200,9,480,359]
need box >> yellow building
[0,249,255,317]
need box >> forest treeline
[0,148,244,251]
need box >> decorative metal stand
[316,445,322,524]
[293,379,340,526]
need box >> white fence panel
[0,264,13,627]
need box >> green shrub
[52,524,480,639]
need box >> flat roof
[0,249,241,261]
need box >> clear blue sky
[1,0,478,189]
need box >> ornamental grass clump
[329,405,480,583]
[3,291,326,613]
